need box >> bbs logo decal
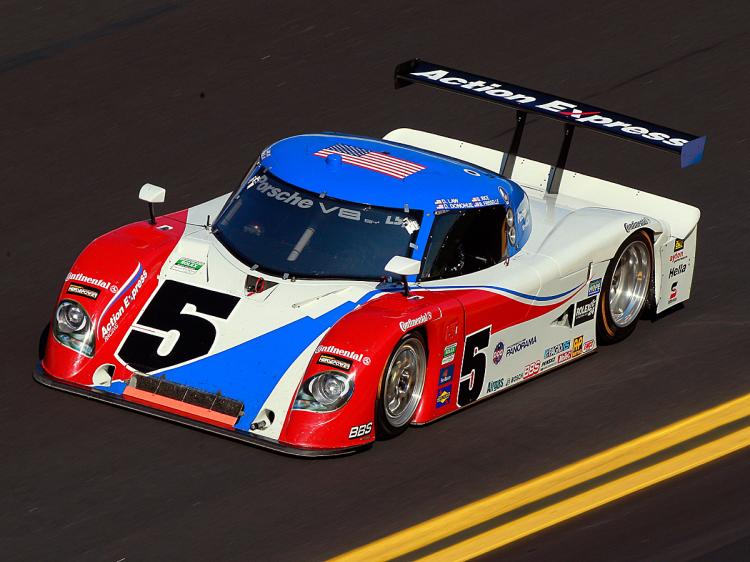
[574,297,597,326]
[348,423,372,439]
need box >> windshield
[213,167,423,279]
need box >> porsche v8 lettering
[317,354,352,371]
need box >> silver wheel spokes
[383,340,426,428]
[609,240,651,328]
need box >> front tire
[597,230,653,344]
[376,332,427,438]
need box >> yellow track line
[417,426,750,561]
[330,393,750,562]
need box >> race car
[35,60,705,456]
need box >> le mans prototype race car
[35,61,705,456]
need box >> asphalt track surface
[2,2,748,560]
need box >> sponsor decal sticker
[400,311,433,332]
[584,339,594,352]
[434,195,500,211]
[674,238,685,251]
[100,264,148,342]
[571,335,584,357]
[522,360,541,380]
[442,342,457,365]
[557,351,572,363]
[669,281,679,303]
[315,344,371,365]
[669,250,686,263]
[492,341,505,365]
[438,365,454,386]
[67,283,100,300]
[588,278,602,296]
[669,263,687,278]
[171,257,205,274]
[574,297,597,326]
[436,385,452,408]
[409,67,693,150]
[624,217,650,233]
[348,422,373,439]
[486,378,505,393]
[505,336,537,357]
[66,272,117,294]
[317,354,352,371]
[541,356,557,371]
[544,340,570,359]
[507,372,523,385]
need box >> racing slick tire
[376,331,427,438]
[597,230,654,344]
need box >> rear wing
[394,59,706,192]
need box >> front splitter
[33,363,362,458]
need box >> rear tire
[376,332,427,438]
[597,230,653,344]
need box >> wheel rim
[608,240,651,328]
[383,338,426,428]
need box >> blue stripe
[415,282,583,302]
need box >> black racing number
[119,280,240,372]
[457,326,491,407]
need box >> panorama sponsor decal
[669,263,688,278]
[315,344,371,365]
[557,350,572,363]
[624,217,650,233]
[171,257,205,275]
[436,385,452,408]
[400,311,432,332]
[348,422,373,439]
[100,265,148,342]
[674,238,685,252]
[438,365,454,385]
[669,281,679,303]
[66,271,118,294]
[492,341,505,365]
[506,336,537,357]
[522,360,541,380]
[588,278,602,296]
[544,340,570,359]
[66,283,100,300]
[573,336,585,355]
[317,354,352,371]
[486,378,505,393]
[574,297,597,326]
[409,67,693,149]
[442,342,457,365]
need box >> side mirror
[384,256,420,276]
[139,183,166,224]
[384,256,420,296]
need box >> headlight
[53,300,95,357]
[293,371,354,412]
[56,301,88,333]
[506,208,517,246]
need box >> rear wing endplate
[395,59,706,192]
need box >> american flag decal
[313,144,426,179]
